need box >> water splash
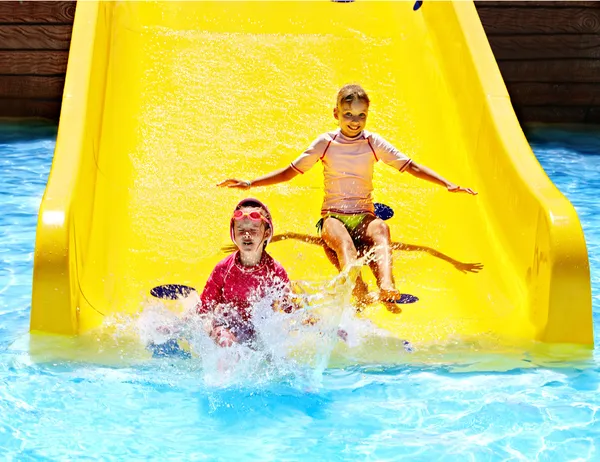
[127,262,413,390]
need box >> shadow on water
[195,384,332,425]
[0,120,57,144]
[525,124,600,155]
[12,324,595,379]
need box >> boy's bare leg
[364,219,399,300]
[321,217,371,301]
[323,243,370,301]
[322,244,342,269]
[321,217,358,268]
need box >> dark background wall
[0,1,75,119]
[0,1,599,124]
[476,1,600,123]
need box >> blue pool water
[1,121,599,460]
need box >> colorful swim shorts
[315,212,377,242]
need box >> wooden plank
[516,106,588,123]
[498,59,600,83]
[488,34,600,60]
[518,106,600,124]
[587,107,600,123]
[0,75,65,99]
[0,25,72,50]
[0,51,68,75]
[0,98,61,119]
[0,1,75,24]
[506,82,600,106]
[477,7,600,35]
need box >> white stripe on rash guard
[291,129,412,214]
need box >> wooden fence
[0,1,74,119]
[477,1,600,123]
[0,1,599,123]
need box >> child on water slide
[219,84,477,305]
[150,198,352,356]
[195,198,297,347]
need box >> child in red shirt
[196,198,295,347]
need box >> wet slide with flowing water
[31,1,592,348]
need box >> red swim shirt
[197,251,291,341]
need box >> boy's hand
[156,325,179,336]
[272,294,303,313]
[302,314,319,326]
[447,184,477,195]
[211,326,238,347]
[217,179,251,189]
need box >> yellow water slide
[31,1,592,346]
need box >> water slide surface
[31,1,592,347]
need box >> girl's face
[334,100,369,138]
[232,207,271,255]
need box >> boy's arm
[218,165,299,189]
[370,134,476,195]
[407,162,477,195]
[218,134,329,189]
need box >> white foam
[119,262,413,388]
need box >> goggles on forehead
[232,209,268,222]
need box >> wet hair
[336,84,370,108]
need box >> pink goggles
[230,198,274,245]
[232,210,268,222]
